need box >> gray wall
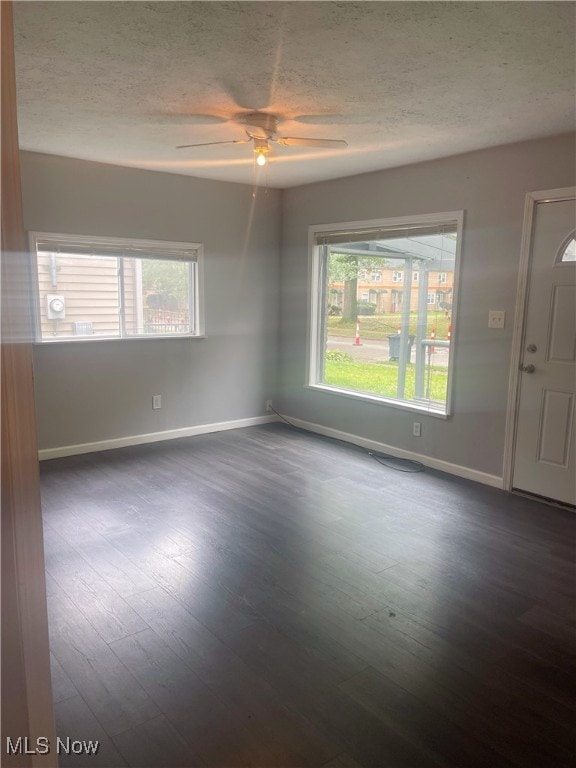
[22,135,575,473]
[21,152,281,450]
[279,134,575,477]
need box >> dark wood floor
[40,423,575,768]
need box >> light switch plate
[488,310,505,329]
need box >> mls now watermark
[6,736,100,756]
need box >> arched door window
[558,235,576,262]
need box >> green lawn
[327,312,452,340]
[324,359,448,403]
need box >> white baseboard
[38,413,504,489]
[282,415,504,489]
[38,415,279,461]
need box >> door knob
[520,363,535,373]
[526,343,537,353]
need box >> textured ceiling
[13,1,576,188]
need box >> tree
[142,260,188,311]
[328,253,358,322]
[328,253,402,323]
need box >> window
[413,272,419,282]
[437,272,447,284]
[371,270,381,282]
[359,269,367,280]
[31,233,203,342]
[559,236,576,262]
[361,292,370,302]
[310,213,462,415]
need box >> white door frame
[503,186,576,492]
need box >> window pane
[34,235,201,342]
[318,225,457,414]
[560,238,576,262]
[123,258,192,336]
[36,250,120,340]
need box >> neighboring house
[329,266,455,314]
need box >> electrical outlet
[152,395,162,410]
[266,400,273,412]
[413,422,421,437]
[488,310,505,329]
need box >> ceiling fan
[176,112,348,166]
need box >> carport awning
[327,236,456,269]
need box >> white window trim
[306,211,464,417]
[29,231,205,343]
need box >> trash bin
[388,334,415,361]
[387,334,400,360]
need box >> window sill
[305,382,449,419]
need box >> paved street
[327,334,449,367]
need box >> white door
[512,194,576,506]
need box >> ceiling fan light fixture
[254,138,269,166]
[175,111,347,170]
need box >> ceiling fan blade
[176,139,250,149]
[294,114,374,125]
[276,136,348,148]
[153,113,228,125]
[219,79,270,112]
